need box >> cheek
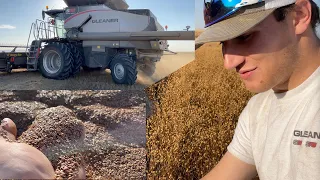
[255,51,294,85]
[248,27,292,57]
[247,54,279,79]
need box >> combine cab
[2,0,194,85]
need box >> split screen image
[0,0,320,179]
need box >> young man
[196,0,320,179]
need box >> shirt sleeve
[227,103,255,165]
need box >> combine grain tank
[63,0,129,10]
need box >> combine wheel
[66,44,82,76]
[110,54,137,85]
[39,42,73,80]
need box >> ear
[293,0,312,35]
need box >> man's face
[221,12,299,93]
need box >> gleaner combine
[0,0,194,84]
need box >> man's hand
[0,139,56,179]
[201,152,258,180]
[1,118,17,140]
[0,118,55,179]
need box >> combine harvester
[0,0,194,85]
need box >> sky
[195,0,320,38]
[0,0,195,52]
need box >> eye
[221,42,226,55]
[236,33,252,42]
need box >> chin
[243,82,271,94]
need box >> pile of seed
[75,104,144,126]
[0,101,47,136]
[79,107,146,179]
[0,90,147,109]
[0,127,15,142]
[55,154,85,179]
[145,42,255,179]
[0,90,147,179]
[18,106,85,179]
[36,90,147,108]
[83,145,146,179]
[0,91,17,102]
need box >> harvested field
[0,52,194,90]
[145,30,255,179]
[0,90,147,179]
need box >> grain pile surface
[195,29,204,39]
[145,30,255,179]
[0,90,147,179]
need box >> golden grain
[146,32,255,179]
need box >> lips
[239,67,257,74]
[238,67,257,80]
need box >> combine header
[0,46,28,73]
[0,0,194,85]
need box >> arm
[201,151,257,180]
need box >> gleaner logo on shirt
[293,130,320,139]
[293,130,319,148]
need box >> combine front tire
[110,54,137,85]
[39,43,73,80]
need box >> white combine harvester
[0,0,194,85]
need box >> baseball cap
[196,0,297,47]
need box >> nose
[222,43,245,70]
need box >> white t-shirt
[227,67,320,180]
